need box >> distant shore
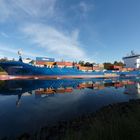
[3,98,140,140]
[0,72,7,75]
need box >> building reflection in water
[0,78,140,107]
[124,82,140,95]
[0,78,140,139]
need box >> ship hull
[0,61,106,76]
[0,61,139,80]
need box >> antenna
[131,50,135,56]
[18,49,22,56]
[18,49,23,62]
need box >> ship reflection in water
[0,78,140,138]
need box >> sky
[0,0,140,63]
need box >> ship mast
[18,50,23,62]
[131,50,135,56]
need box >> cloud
[0,32,9,38]
[14,0,57,18]
[0,0,11,22]
[22,23,88,60]
[0,0,94,62]
[0,0,58,22]
[71,1,94,18]
[79,1,90,13]
[0,44,40,58]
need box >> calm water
[0,78,140,138]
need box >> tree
[0,57,8,62]
[78,61,96,67]
[114,61,118,65]
[78,61,85,66]
[113,61,124,66]
[84,62,93,67]
[103,62,113,70]
[0,67,4,72]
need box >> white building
[123,52,140,68]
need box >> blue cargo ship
[0,56,140,79]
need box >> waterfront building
[123,51,140,69]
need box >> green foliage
[78,61,85,66]
[114,61,124,66]
[62,101,140,140]
[10,100,140,140]
[104,61,124,70]
[0,67,4,72]
[0,57,8,62]
[78,61,96,67]
[84,62,93,67]
[103,62,113,70]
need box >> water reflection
[0,78,140,138]
[0,78,140,107]
[124,82,140,94]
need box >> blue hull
[0,61,140,78]
[0,61,104,76]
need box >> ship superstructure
[123,51,140,69]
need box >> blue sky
[0,0,140,63]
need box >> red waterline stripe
[0,75,120,80]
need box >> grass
[62,100,140,140]
[2,99,140,140]
[0,72,7,75]
[0,67,7,75]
